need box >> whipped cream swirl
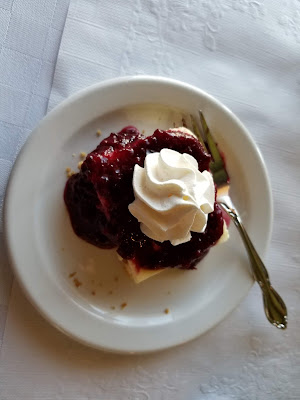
[129,148,215,246]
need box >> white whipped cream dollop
[128,148,215,246]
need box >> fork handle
[220,202,288,329]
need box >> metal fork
[192,111,288,329]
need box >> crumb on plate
[91,291,96,295]
[78,161,83,169]
[110,306,116,310]
[96,129,102,137]
[73,278,82,288]
[164,308,169,314]
[80,151,87,159]
[66,167,75,178]
[69,272,76,278]
[120,302,127,309]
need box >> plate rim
[4,75,273,353]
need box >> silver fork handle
[219,202,288,330]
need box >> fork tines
[190,111,229,185]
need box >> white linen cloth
[1,0,300,399]
[0,0,69,347]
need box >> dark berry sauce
[64,127,224,270]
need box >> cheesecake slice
[64,126,229,284]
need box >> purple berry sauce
[64,127,224,270]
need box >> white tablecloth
[1,0,300,398]
[0,0,69,346]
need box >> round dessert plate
[5,76,273,353]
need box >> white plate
[4,76,273,353]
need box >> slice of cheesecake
[65,125,229,285]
